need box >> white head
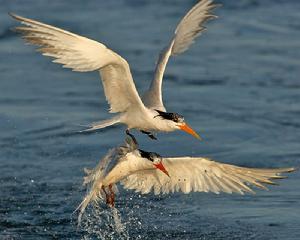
[154,110,201,139]
[138,149,170,177]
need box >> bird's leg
[102,185,115,207]
[101,186,110,206]
[140,130,157,140]
[125,129,138,145]
[107,184,115,207]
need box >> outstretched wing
[11,13,146,113]
[121,157,295,195]
[142,0,219,111]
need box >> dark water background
[1,0,300,239]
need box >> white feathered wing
[142,0,219,111]
[10,13,147,116]
[121,157,295,195]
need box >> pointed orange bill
[154,162,170,177]
[179,123,201,140]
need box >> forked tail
[76,138,138,224]
[76,149,117,224]
[81,115,121,132]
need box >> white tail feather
[77,148,117,224]
[81,116,121,132]
[77,138,138,224]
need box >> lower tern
[10,0,219,140]
[77,137,295,222]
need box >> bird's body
[77,137,295,222]
[101,151,151,187]
[119,109,174,132]
[10,0,297,228]
[10,0,218,139]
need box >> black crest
[139,149,161,162]
[154,110,184,123]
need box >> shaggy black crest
[154,110,184,123]
[139,149,161,162]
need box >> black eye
[139,149,161,162]
[172,113,184,123]
[172,114,178,121]
[155,110,184,122]
[149,153,155,161]
[139,149,151,160]
[150,152,161,160]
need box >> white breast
[120,108,175,132]
[102,152,152,186]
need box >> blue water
[1,0,300,239]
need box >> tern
[10,0,219,140]
[77,137,295,222]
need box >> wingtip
[290,166,298,172]
[281,167,297,173]
[77,128,93,133]
[8,12,14,17]
[8,12,18,20]
[213,3,223,9]
[9,12,28,23]
[8,13,20,33]
[75,124,96,133]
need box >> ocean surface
[1,0,300,239]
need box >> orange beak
[154,162,170,177]
[179,123,201,140]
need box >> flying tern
[10,0,218,140]
[77,137,295,222]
